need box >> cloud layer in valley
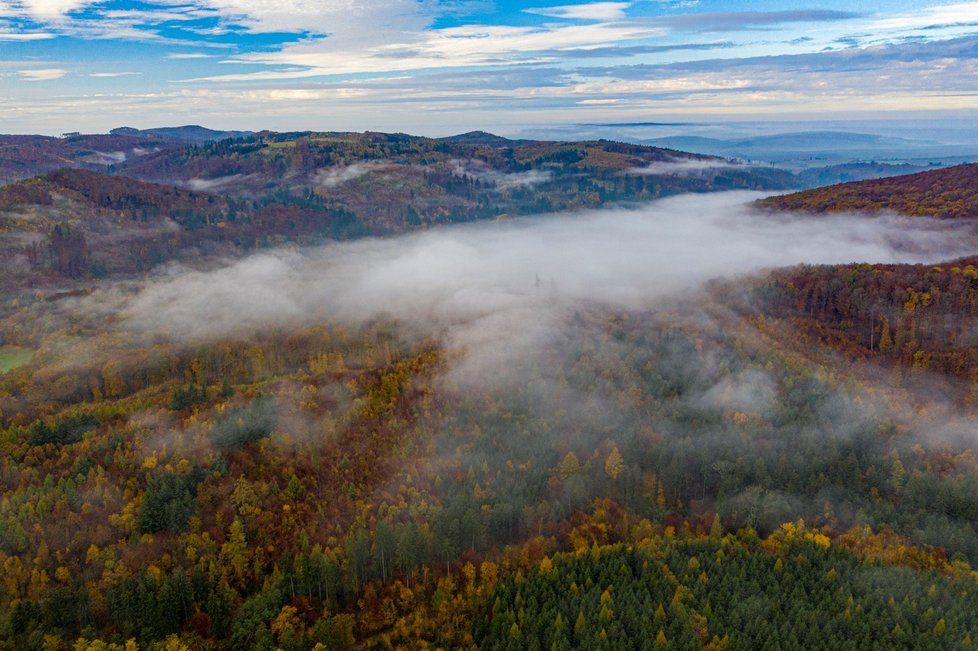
[57,187,978,552]
[118,192,978,365]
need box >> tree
[605,446,624,481]
[710,514,723,539]
[879,317,893,353]
[555,452,582,479]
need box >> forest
[4,262,978,649]
[2,133,978,649]
[758,164,978,219]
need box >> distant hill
[759,163,978,218]
[114,130,796,234]
[645,131,931,157]
[110,125,254,143]
[437,130,526,147]
[0,168,238,294]
[0,132,170,185]
[0,131,797,298]
[793,161,934,188]
[640,130,978,174]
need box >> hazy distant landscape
[4,0,978,649]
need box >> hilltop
[739,164,978,402]
[109,125,254,143]
[759,163,978,218]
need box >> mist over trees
[3,139,978,649]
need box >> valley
[3,132,978,648]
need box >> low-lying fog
[121,191,978,349]
[105,190,978,547]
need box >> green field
[0,345,32,372]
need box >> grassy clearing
[0,345,32,373]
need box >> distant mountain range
[646,131,932,155]
[636,130,978,172]
[523,122,978,166]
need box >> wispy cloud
[166,52,213,59]
[451,159,553,188]
[191,20,667,81]
[871,2,978,30]
[653,10,861,32]
[89,71,140,77]
[626,157,745,175]
[525,2,632,22]
[181,173,259,192]
[18,67,67,81]
[0,0,90,21]
[0,30,54,40]
[314,162,391,189]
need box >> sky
[1,0,977,135]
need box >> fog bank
[121,191,978,348]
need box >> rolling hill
[109,125,254,143]
[0,130,798,300]
[736,165,978,404]
[0,132,175,185]
[759,163,978,218]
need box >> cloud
[18,67,66,80]
[535,40,736,59]
[871,2,978,31]
[189,18,667,81]
[525,2,631,21]
[314,162,392,189]
[117,192,978,348]
[89,71,140,77]
[0,29,53,40]
[451,159,552,188]
[653,10,861,33]
[0,0,90,21]
[573,37,978,106]
[100,7,218,24]
[4,33,977,136]
[183,0,433,37]
[180,173,258,192]
[79,150,127,164]
[625,157,746,175]
[166,52,213,59]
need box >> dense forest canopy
[758,163,978,219]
